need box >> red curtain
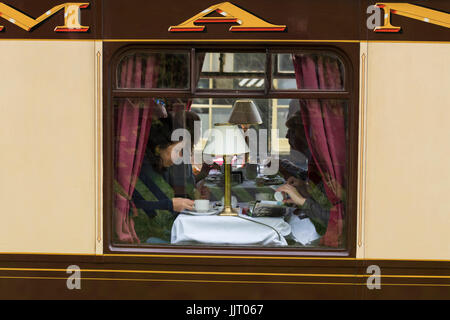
[114,54,158,243]
[186,53,206,111]
[292,53,347,247]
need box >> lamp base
[218,206,239,216]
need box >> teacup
[274,191,284,202]
[194,199,210,212]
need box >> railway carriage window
[111,49,351,250]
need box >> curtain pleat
[114,54,158,244]
[292,54,346,247]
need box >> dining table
[171,211,292,246]
[170,206,321,247]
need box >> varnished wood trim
[358,52,366,248]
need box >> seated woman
[168,110,201,198]
[132,114,194,244]
[168,109,218,199]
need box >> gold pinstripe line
[0,276,449,287]
[1,268,449,279]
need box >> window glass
[189,107,209,140]
[116,52,190,89]
[272,52,345,90]
[276,105,289,144]
[112,49,351,250]
[197,52,266,90]
[113,96,348,249]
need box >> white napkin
[288,215,320,245]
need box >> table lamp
[228,100,263,128]
[228,99,262,177]
[203,123,249,216]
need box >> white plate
[181,208,219,216]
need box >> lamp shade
[203,123,249,156]
[228,100,263,125]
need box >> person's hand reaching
[276,184,307,207]
[172,198,194,212]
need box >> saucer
[181,208,219,216]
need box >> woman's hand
[276,183,307,207]
[172,198,194,212]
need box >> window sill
[106,243,353,259]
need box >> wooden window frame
[103,42,360,258]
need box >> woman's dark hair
[172,110,201,148]
[146,114,177,171]
[285,110,309,156]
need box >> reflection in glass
[112,97,348,248]
[117,52,190,89]
[272,52,345,91]
[197,52,266,90]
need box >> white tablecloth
[287,215,320,245]
[171,214,291,246]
